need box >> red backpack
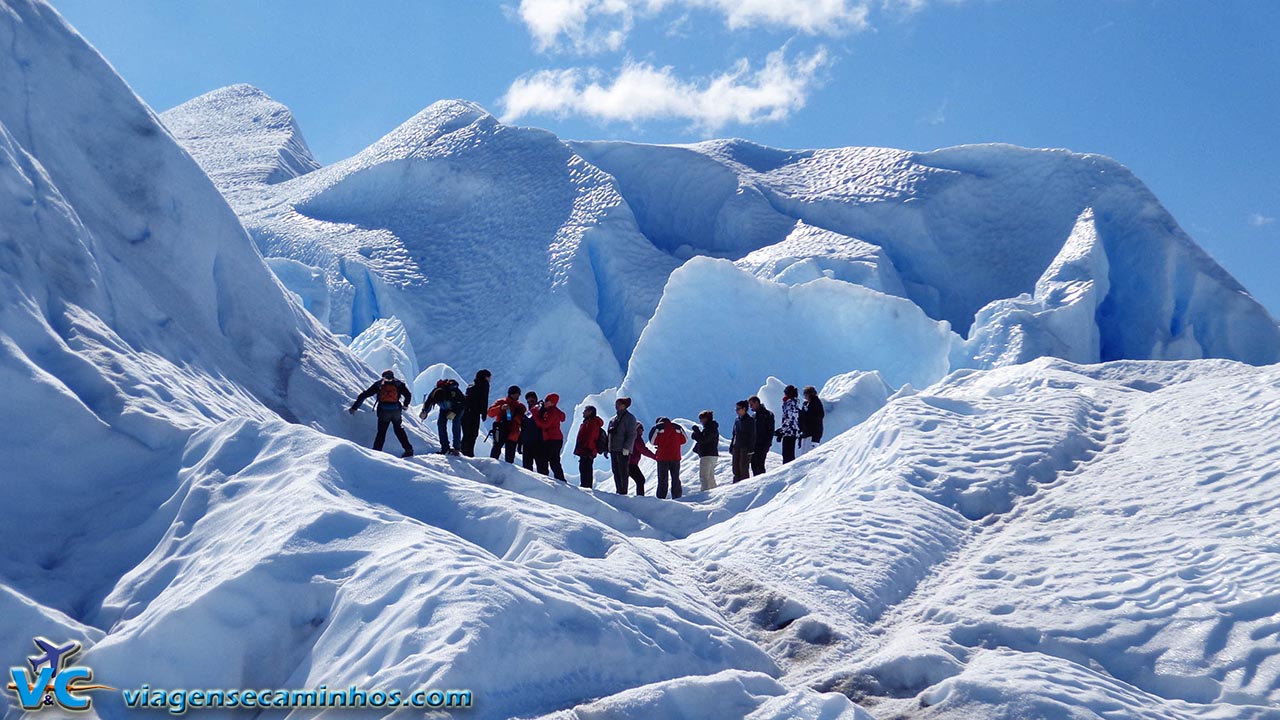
[378,381,401,404]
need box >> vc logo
[6,638,113,712]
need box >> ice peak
[360,99,498,161]
[161,82,320,197]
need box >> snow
[736,220,907,297]
[349,316,418,385]
[539,670,870,720]
[411,361,466,403]
[5,3,1280,719]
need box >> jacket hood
[546,393,560,405]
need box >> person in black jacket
[521,391,544,472]
[348,369,414,457]
[748,395,774,476]
[690,410,720,492]
[730,400,755,483]
[459,369,491,457]
[799,385,826,454]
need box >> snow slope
[0,0,427,662]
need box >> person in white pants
[690,410,721,492]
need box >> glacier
[2,0,1280,719]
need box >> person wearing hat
[348,369,414,458]
[533,393,567,481]
[487,385,526,463]
[606,397,639,494]
[648,417,688,499]
[573,405,605,488]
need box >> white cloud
[515,0,902,53]
[518,0,637,53]
[501,47,830,130]
[1250,213,1276,228]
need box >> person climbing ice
[420,378,466,455]
[348,369,414,458]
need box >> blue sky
[53,0,1279,316]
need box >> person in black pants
[459,369,491,457]
[799,385,825,454]
[730,400,755,483]
[521,391,544,472]
[348,369,414,457]
[777,384,802,464]
[748,395,774,476]
[487,385,525,463]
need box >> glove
[348,407,358,415]
[622,449,630,456]
[774,430,783,441]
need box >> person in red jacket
[534,393,567,481]
[649,417,688,499]
[487,385,525,463]
[574,405,605,489]
[628,421,658,496]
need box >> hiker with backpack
[348,369,414,458]
[749,395,775,476]
[521,391,544,472]
[420,378,466,455]
[799,385,825,454]
[487,385,525,463]
[628,421,658,496]
[574,405,606,488]
[731,400,755,482]
[607,397,639,494]
[649,417,688,499]
[534,393,567,481]
[776,384,802,464]
[460,369,491,457]
[690,410,720,491]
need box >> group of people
[349,369,826,499]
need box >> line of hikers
[349,369,826,499]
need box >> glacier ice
[618,257,955,428]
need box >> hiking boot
[401,447,414,458]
